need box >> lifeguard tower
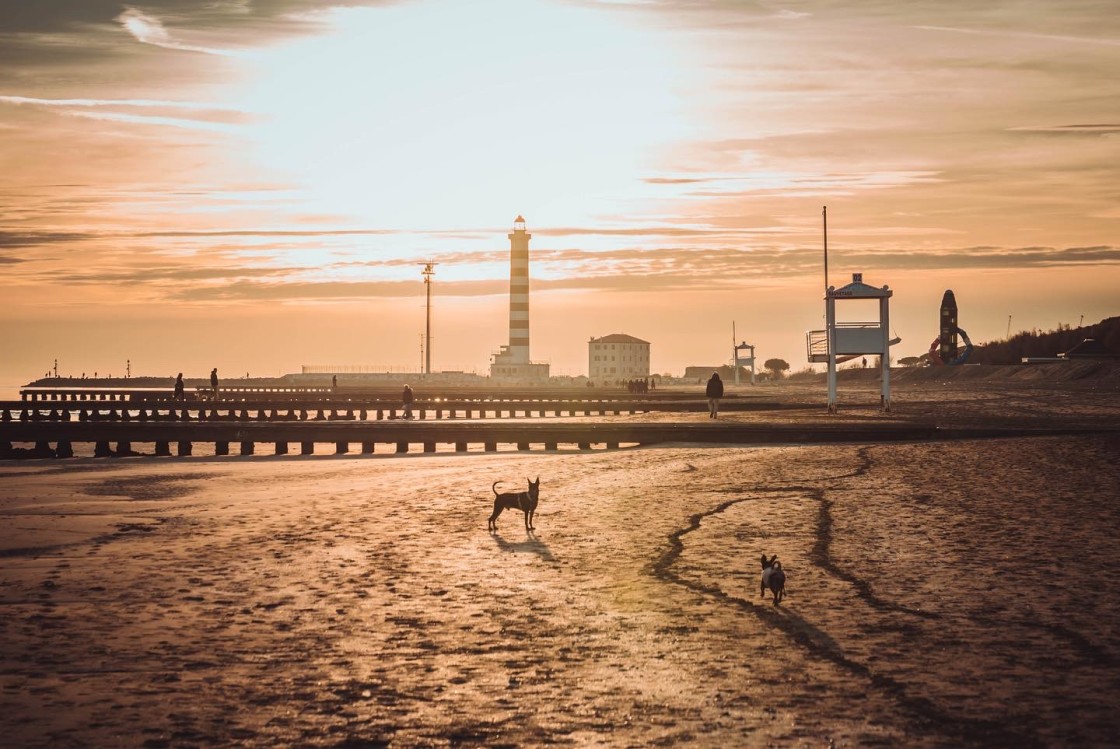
[731,322,755,385]
[806,273,894,411]
[733,341,755,385]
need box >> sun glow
[236,0,694,232]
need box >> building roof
[589,333,650,345]
[827,272,892,299]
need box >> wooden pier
[5,386,1104,460]
[1,416,947,459]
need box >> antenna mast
[420,261,439,375]
[822,205,829,295]
[732,321,739,385]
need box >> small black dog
[488,478,540,531]
[760,553,786,605]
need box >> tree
[764,358,790,379]
[898,356,922,367]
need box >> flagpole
[822,205,829,295]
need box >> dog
[760,553,786,605]
[488,478,540,531]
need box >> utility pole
[732,322,738,385]
[822,205,829,296]
[1006,315,1012,339]
[420,261,438,375]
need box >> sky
[2,0,1118,386]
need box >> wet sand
[2,381,1119,747]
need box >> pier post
[275,442,288,455]
[301,442,314,455]
[396,442,408,453]
[154,441,171,456]
[484,442,496,452]
[423,442,435,453]
[455,442,467,452]
[361,442,374,454]
[578,442,591,450]
[56,441,74,458]
[336,441,348,454]
[177,441,192,456]
[517,442,529,451]
[240,442,254,456]
[545,442,557,451]
[94,441,112,457]
[215,442,229,456]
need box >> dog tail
[492,481,501,496]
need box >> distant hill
[968,316,1120,365]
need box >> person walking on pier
[174,373,185,400]
[210,368,219,400]
[706,371,724,419]
[402,383,415,420]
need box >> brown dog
[488,478,540,531]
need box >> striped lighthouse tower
[490,215,549,380]
[507,215,531,364]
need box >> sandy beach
[2,379,1120,748]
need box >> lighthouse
[507,215,531,364]
[490,216,550,381]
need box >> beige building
[588,333,650,381]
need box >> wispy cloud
[0,95,225,109]
[116,7,238,56]
[0,94,251,132]
[914,25,1120,48]
[1009,123,1120,135]
[97,243,1120,304]
[60,108,238,134]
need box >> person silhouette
[210,368,219,399]
[174,373,184,400]
[705,371,724,419]
[402,383,415,419]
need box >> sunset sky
[2,0,1118,386]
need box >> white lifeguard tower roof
[827,272,892,299]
